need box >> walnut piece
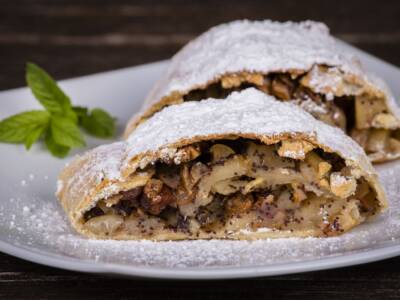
[271,75,294,100]
[372,113,400,129]
[277,140,315,160]
[175,145,201,163]
[210,144,235,162]
[221,72,264,89]
[355,96,386,129]
[366,129,389,153]
[330,172,356,198]
[141,179,176,215]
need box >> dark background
[1,0,400,299]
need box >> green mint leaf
[62,108,79,124]
[0,110,50,143]
[50,116,85,148]
[45,132,70,158]
[72,106,89,125]
[81,108,116,138]
[24,125,47,150]
[26,62,72,114]
[72,106,88,119]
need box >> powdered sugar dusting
[126,88,372,175]
[307,66,343,98]
[1,161,399,269]
[59,142,126,206]
[141,20,369,112]
[65,89,373,196]
[291,98,328,114]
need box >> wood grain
[1,1,400,299]
[0,0,400,89]
[1,251,400,299]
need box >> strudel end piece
[125,20,400,162]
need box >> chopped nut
[355,96,386,129]
[372,113,400,129]
[366,129,389,153]
[330,172,357,198]
[318,161,332,179]
[143,179,163,199]
[176,145,201,163]
[221,72,264,89]
[319,178,330,189]
[300,151,332,181]
[221,75,242,89]
[210,144,235,162]
[277,140,315,160]
[271,76,294,100]
[141,180,176,215]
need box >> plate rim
[1,42,400,279]
[1,239,400,279]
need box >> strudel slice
[125,20,400,162]
[58,89,387,240]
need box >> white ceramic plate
[1,41,400,280]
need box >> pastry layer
[57,89,387,240]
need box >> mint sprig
[0,63,116,158]
[26,63,72,115]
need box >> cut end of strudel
[125,20,400,163]
[58,89,387,240]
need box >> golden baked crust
[124,20,400,162]
[57,89,387,240]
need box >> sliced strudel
[125,20,400,162]
[58,89,387,240]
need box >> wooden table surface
[1,0,400,299]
